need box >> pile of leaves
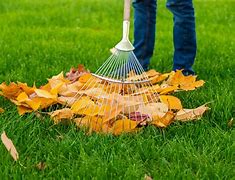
[0,65,209,135]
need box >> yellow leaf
[160,95,182,110]
[79,73,92,83]
[152,111,175,128]
[17,106,33,115]
[138,103,168,118]
[50,108,74,124]
[74,116,111,133]
[57,96,77,106]
[17,82,35,95]
[71,96,94,113]
[103,103,123,122]
[1,131,19,161]
[75,104,100,116]
[112,119,139,135]
[175,104,209,121]
[31,97,56,109]
[145,69,160,77]
[34,89,57,99]
[50,82,65,95]
[0,82,22,99]
[150,74,169,84]
[16,92,29,102]
[159,85,178,95]
[25,99,41,111]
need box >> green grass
[0,0,234,179]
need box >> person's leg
[166,0,196,75]
[133,0,157,71]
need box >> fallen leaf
[160,95,182,110]
[74,116,111,133]
[112,118,139,135]
[175,104,209,121]
[17,105,33,115]
[16,92,29,102]
[71,96,94,113]
[146,69,160,77]
[79,73,92,83]
[138,103,168,118]
[66,64,90,82]
[1,131,19,161]
[159,85,178,95]
[168,70,205,91]
[152,111,175,128]
[129,112,149,121]
[34,89,57,99]
[17,82,35,95]
[150,74,169,84]
[102,103,123,122]
[50,108,74,124]
[0,107,4,113]
[31,97,56,109]
[36,162,46,170]
[144,174,153,180]
[0,82,22,99]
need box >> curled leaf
[175,104,209,121]
[152,111,175,128]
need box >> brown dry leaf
[160,95,182,110]
[175,104,209,121]
[50,108,74,124]
[36,162,46,171]
[1,131,19,161]
[66,64,90,82]
[0,107,4,113]
[112,118,139,135]
[152,111,175,128]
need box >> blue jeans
[133,0,196,75]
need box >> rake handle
[123,0,131,21]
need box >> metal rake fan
[68,0,162,135]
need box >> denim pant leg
[166,0,197,75]
[133,0,157,70]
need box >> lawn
[0,0,234,179]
